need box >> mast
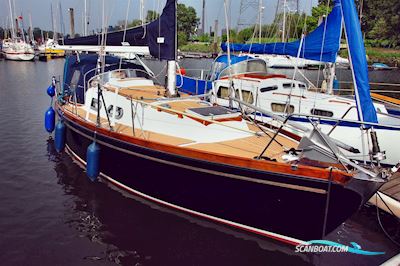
[50,3,56,40]
[59,2,65,38]
[258,0,264,43]
[140,0,144,25]
[223,0,236,108]
[282,0,286,42]
[202,0,205,35]
[166,0,177,96]
[8,0,15,39]
[84,0,88,36]
[29,13,34,43]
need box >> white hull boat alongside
[247,54,349,68]
[212,75,400,166]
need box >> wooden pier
[369,172,400,218]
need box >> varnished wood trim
[59,104,352,184]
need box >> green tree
[305,4,331,32]
[238,27,255,43]
[128,19,142,28]
[177,3,199,39]
[146,10,159,23]
[363,0,400,47]
[198,33,210,43]
[221,29,238,43]
[177,31,188,47]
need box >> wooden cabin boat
[45,0,392,244]
[48,53,388,243]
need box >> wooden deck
[62,103,297,162]
[380,172,400,201]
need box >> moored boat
[179,0,400,167]
[44,0,393,244]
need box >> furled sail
[61,0,176,61]
[340,0,377,123]
[221,0,342,63]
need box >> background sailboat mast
[29,13,34,43]
[140,0,144,25]
[8,0,15,39]
[258,0,264,43]
[84,0,88,36]
[282,0,286,42]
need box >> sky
[1,0,318,35]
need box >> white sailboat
[183,0,400,166]
[3,0,35,61]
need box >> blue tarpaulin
[176,75,213,95]
[221,0,342,63]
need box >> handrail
[230,97,379,178]
[327,106,358,136]
[338,81,400,87]
[139,92,212,102]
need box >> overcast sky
[1,0,317,35]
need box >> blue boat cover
[61,0,176,61]
[215,54,253,65]
[221,0,342,63]
[176,75,213,95]
[340,0,377,123]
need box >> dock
[369,172,400,218]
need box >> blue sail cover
[221,0,342,63]
[61,0,176,61]
[340,0,377,123]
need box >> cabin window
[311,108,334,117]
[90,98,102,111]
[299,83,306,89]
[247,60,268,73]
[260,86,278,92]
[107,105,124,119]
[70,70,81,89]
[217,86,230,98]
[241,90,254,104]
[271,103,294,114]
[282,83,296,89]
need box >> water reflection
[46,138,314,265]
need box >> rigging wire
[315,0,332,93]
[375,194,400,247]
[119,0,132,69]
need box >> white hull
[212,75,400,166]
[242,54,349,68]
[4,51,35,61]
[3,40,36,61]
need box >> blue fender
[86,141,101,181]
[44,107,55,133]
[54,120,66,152]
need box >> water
[0,59,399,265]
